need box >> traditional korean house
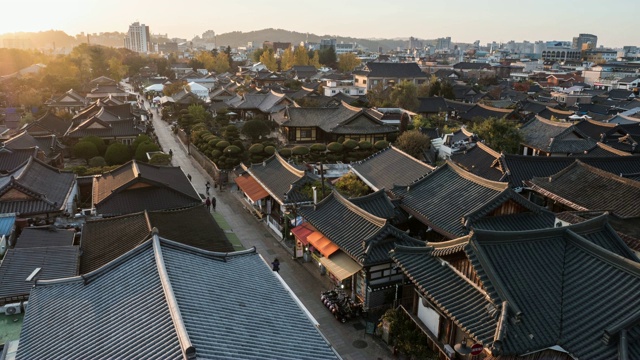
[22,111,70,138]
[3,131,64,167]
[64,104,145,146]
[519,115,597,156]
[280,101,398,143]
[390,215,640,360]
[79,205,235,274]
[535,106,575,121]
[458,103,518,123]
[235,152,314,238]
[0,147,40,174]
[0,157,77,219]
[390,161,553,240]
[296,190,424,308]
[224,90,293,120]
[525,160,640,219]
[15,233,339,360]
[349,145,434,192]
[45,89,87,113]
[91,161,201,217]
[450,142,504,181]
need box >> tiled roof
[3,131,61,157]
[348,189,397,220]
[501,154,640,187]
[547,125,598,154]
[444,98,475,113]
[450,142,504,181]
[391,161,508,238]
[297,190,387,263]
[573,118,618,139]
[283,101,397,135]
[471,211,556,232]
[17,236,338,360]
[66,119,144,139]
[362,62,428,78]
[15,226,75,248]
[0,158,75,216]
[460,217,640,358]
[225,90,290,113]
[519,115,572,151]
[459,103,516,122]
[0,246,79,304]
[243,152,312,205]
[93,161,201,216]
[527,161,640,218]
[24,112,70,137]
[350,145,434,191]
[0,147,37,174]
[416,97,448,114]
[536,106,574,121]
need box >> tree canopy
[394,130,430,159]
[471,117,523,154]
[337,53,361,72]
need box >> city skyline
[0,0,637,48]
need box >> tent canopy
[319,251,362,281]
[144,84,164,92]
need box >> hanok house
[519,115,596,156]
[14,233,339,360]
[64,103,145,147]
[458,103,519,123]
[45,89,87,114]
[22,111,71,138]
[349,145,434,192]
[224,90,293,121]
[0,147,40,174]
[91,161,201,217]
[390,161,555,240]
[353,62,428,93]
[3,130,64,167]
[0,157,77,219]
[295,190,424,309]
[525,160,640,220]
[234,152,314,239]
[0,227,78,308]
[279,101,398,144]
[390,215,640,360]
[79,205,234,274]
[450,141,504,181]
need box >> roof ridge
[565,229,640,276]
[273,152,306,177]
[389,144,436,169]
[475,141,502,158]
[545,106,575,115]
[333,190,388,228]
[427,235,471,249]
[594,142,632,156]
[532,115,573,128]
[446,160,508,191]
[477,103,513,113]
[151,233,197,359]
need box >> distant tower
[124,22,151,53]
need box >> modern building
[124,22,151,53]
[572,33,598,50]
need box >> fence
[177,129,228,187]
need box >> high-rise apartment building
[124,22,151,53]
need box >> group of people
[205,195,216,212]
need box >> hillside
[0,30,78,50]
[212,28,409,52]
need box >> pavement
[137,92,396,360]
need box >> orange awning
[234,174,269,202]
[307,231,339,257]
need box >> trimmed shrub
[223,145,242,156]
[358,141,372,150]
[104,142,131,165]
[374,140,390,150]
[149,153,171,166]
[264,146,276,155]
[89,156,106,167]
[310,143,326,152]
[327,142,343,153]
[249,144,265,154]
[342,139,358,150]
[134,141,160,162]
[216,140,230,150]
[292,146,310,156]
[279,148,292,157]
[73,141,99,163]
[80,136,107,155]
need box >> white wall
[417,299,440,337]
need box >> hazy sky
[1,0,636,47]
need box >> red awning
[291,222,315,245]
[307,231,339,257]
[234,174,269,202]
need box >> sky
[0,0,636,48]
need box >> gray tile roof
[93,161,201,216]
[450,142,504,181]
[391,161,508,238]
[0,246,79,304]
[348,189,398,220]
[66,119,144,139]
[520,115,573,151]
[0,158,75,216]
[283,102,397,135]
[24,112,71,137]
[15,226,75,248]
[500,154,640,187]
[527,161,640,218]
[393,215,640,358]
[350,145,434,191]
[17,236,338,360]
[243,152,312,205]
[0,147,37,174]
[362,62,428,78]
[459,103,516,122]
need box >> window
[355,78,359,84]
[332,90,336,94]
[363,80,367,85]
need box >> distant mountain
[213,28,409,52]
[0,30,77,51]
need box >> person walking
[271,258,280,272]
[205,181,210,195]
[187,174,192,182]
[211,196,217,212]
[205,196,211,212]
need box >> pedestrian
[211,196,216,211]
[272,258,280,272]
[205,196,211,212]
[187,174,192,182]
[205,181,211,194]
[169,149,173,157]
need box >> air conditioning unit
[2,302,22,316]
[444,344,455,359]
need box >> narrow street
[131,88,395,360]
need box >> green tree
[131,134,152,155]
[73,141,99,164]
[89,156,106,167]
[252,48,265,63]
[80,136,106,156]
[318,47,337,68]
[149,153,172,166]
[394,130,430,159]
[471,117,523,154]
[337,53,361,72]
[134,141,160,162]
[195,51,216,71]
[242,119,271,142]
[187,104,211,124]
[108,57,128,82]
[335,173,371,198]
[104,142,131,165]
[366,83,391,108]
[260,49,278,71]
[390,80,419,111]
[309,51,321,69]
